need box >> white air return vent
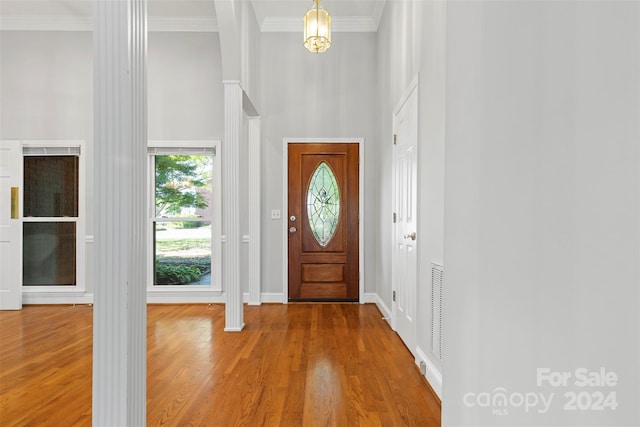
[431,263,443,360]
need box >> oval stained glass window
[307,162,340,246]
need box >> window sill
[23,286,85,293]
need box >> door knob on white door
[404,232,416,241]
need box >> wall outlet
[271,209,281,220]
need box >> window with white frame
[147,142,221,291]
[22,144,85,291]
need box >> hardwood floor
[0,303,441,426]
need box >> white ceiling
[0,0,385,32]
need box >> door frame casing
[282,138,365,303]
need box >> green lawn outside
[155,236,211,285]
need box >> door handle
[10,187,18,219]
[404,231,416,241]
[289,227,297,234]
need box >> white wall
[0,30,94,295]
[0,30,225,298]
[0,31,93,141]
[148,32,224,141]
[376,0,447,385]
[239,0,261,108]
[259,32,378,296]
[214,0,261,108]
[443,1,640,425]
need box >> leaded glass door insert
[306,162,340,247]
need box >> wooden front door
[288,143,359,301]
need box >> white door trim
[0,140,23,310]
[282,138,365,303]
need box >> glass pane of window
[154,222,211,285]
[155,155,213,218]
[307,162,340,247]
[24,156,79,217]
[23,222,76,286]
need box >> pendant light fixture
[303,0,331,53]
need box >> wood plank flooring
[0,303,441,426]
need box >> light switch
[271,209,281,220]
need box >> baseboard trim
[374,293,393,327]
[23,292,94,305]
[243,292,283,304]
[223,324,245,332]
[416,345,442,399]
[362,292,377,304]
[145,289,224,304]
[23,291,286,305]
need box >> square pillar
[247,117,261,305]
[223,81,245,331]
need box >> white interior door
[0,140,23,310]
[392,82,418,354]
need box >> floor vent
[431,263,443,360]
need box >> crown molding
[261,16,379,33]
[150,17,218,32]
[0,16,91,31]
[371,1,386,29]
[0,16,218,32]
[2,14,380,33]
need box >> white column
[223,81,244,331]
[247,117,262,305]
[93,0,147,425]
